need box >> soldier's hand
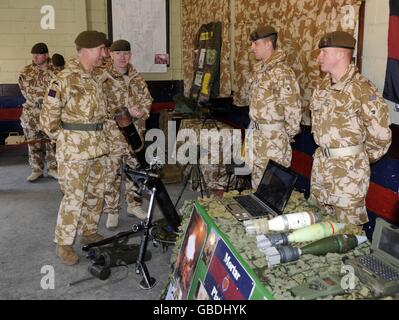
[128,106,143,118]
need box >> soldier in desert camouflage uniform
[102,40,153,229]
[310,31,392,226]
[40,31,109,266]
[18,43,58,182]
[51,53,65,73]
[247,26,302,188]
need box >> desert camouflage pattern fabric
[104,154,141,215]
[40,58,109,244]
[54,156,108,245]
[101,63,153,213]
[178,118,240,190]
[18,61,57,172]
[40,58,109,162]
[183,0,361,124]
[246,49,302,188]
[170,194,394,300]
[309,64,392,225]
[182,0,231,98]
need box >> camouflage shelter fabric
[182,0,361,122]
[169,193,395,300]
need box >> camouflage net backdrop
[167,192,396,300]
[182,0,361,123]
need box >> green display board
[165,202,274,300]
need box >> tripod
[174,144,210,208]
[175,108,223,208]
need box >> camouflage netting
[167,192,396,300]
[182,0,361,123]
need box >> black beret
[51,53,65,67]
[31,43,49,54]
[250,26,277,42]
[110,40,131,52]
[75,30,106,49]
[319,31,356,50]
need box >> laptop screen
[254,160,297,214]
[378,226,399,261]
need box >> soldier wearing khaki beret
[247,26,302,189]
[40,30,110,265]
[309,31,392,227]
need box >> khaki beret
[319,31,356,50]
[250,26,277,42]
[110,40,131,52]
[99,33,112,48]
[75,30,106,49]
[31,43,49,54]
[104,39,112,48]
[51,53,65,67]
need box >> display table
[165,191,396,300]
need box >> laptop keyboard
[234,195,269,217]
[359,255,399,281]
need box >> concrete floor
[0,146,200,300]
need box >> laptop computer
[222,160,297,221]
[345,218,399,297]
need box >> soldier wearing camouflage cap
[40,30,109,265]
[309,30,392,226]
[101,39,153,229]
[247,26,302,189]
[18,42,58,182]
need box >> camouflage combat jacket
[18,61,57,129]
[40,58,109,162]
[248,49,302,140]
[310,64,392,207]
[102,63,153,156]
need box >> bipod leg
[136,187,156,290]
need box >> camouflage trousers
[249,127,291,189]
[23,126,57,173]
[103,153,141,215]
[310,149,370,225]
[54,156,108,245]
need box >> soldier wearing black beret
[51,53,65,71]
[18,42,58,183]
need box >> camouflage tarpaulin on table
[167,192,396,300]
